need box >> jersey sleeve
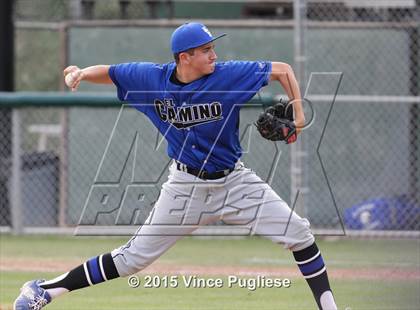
[226,60,272,104]
[108,62,158,102]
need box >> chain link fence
[300,0,419,232]
[13,1,419,21]
[3,1,419,235]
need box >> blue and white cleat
[13,280,51,310]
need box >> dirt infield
[2,258,419,281]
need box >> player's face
[189,43,217,75]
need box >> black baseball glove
[265,99,294,121]
[255,100,297,144]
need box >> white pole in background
[10,108,23,235]
[69,0,82,19]
[292,0,308,217]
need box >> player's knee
[112,255,150,277]
[284,217,315,251]
[111,248,153,277]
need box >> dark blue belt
[176,162,234,180]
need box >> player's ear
[179,48,195,65]
[179,52,190,65]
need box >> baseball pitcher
[14,22,337,310]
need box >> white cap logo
[202,26,213,38]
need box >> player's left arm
[269,62,305,134]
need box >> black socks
[40,253,119,291]
[293,243,334,310]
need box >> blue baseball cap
[171,22,226,54]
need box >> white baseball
[65,72,76,88]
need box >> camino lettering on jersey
[154,98,223,129]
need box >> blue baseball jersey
[109,60,272,173]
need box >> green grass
[1,271,419,310]
[1,235,419,268]
[1,235,419,310]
